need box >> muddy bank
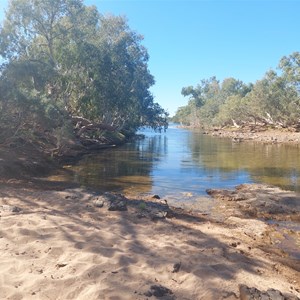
[0,182,299,299]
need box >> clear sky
[1,0,299,116]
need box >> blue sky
[1,1,299,116]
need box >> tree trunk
[231,119,240,128]
[72,116,117,137]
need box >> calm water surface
[60,125,300,202]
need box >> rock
[239,285,262,300]
[152,194,161,199]
[155,211,167,218]
[108,200,127,211]
[266,289,285,300]
[144,284,174,298]
[1,205,21,213]
[92,199,104,208]
[92,193,128,211]
[56,263,68,269]
[206,188,247,201]
[105,193,127,211]
[150,210,170,221]
[206,189,236,201]
[239,284,299,300]
[232,137,243,143]
[172,261,181,273]
[65,195,78,200]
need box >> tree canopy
[0,0,168,154]
[173,53,300,129]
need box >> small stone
[56,263,67,269]
[2,205,21,213]
[93,199,104,208]
[172,261,181,273]
[65,195,77,200]
[145,285,173,298]
[155,211,167,218]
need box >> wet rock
[232,137,243,143]
[206,189,246,201]
[144,284,174,298]
[206,189,234,200]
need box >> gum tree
[0,0,168,149]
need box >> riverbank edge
[180,125,300,145]
[0,132,144,184]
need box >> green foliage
[138,202,147,211]
[279,52,300,92]
[171,105,192,125]
[0,0,168,150]
[174,54,300,128]
[216,95,246,125]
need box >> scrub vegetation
[173,53,300,130]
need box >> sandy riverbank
[0,180,299,300]
[208,127,300,145]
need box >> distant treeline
[172,52,300,129]
[0,0,168,155]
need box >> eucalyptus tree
[279,52,300,93]
[215,95,246,126]
[74,15,167,133]
[0,0,167,149]
[179,77,220,125]
[175,52,300,129]
[244,70,300,126]
[177,77,251,126]
[0,0,90,146]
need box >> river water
[57,125,300,204]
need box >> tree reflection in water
[64,127,300,199]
